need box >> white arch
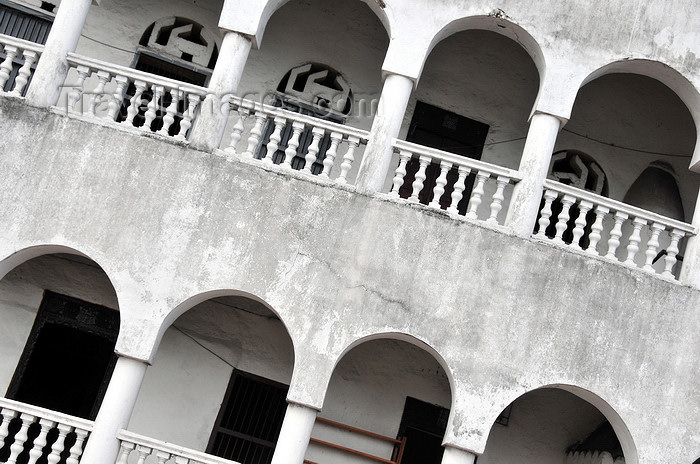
[484,383,639,464]
[576,58,700,172]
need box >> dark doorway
[401,102,489,213]
[207,370,289,464]
[7,291,119,420]
[397,397,449,464]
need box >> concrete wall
[0,98,699,462]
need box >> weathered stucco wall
[0,98,698,462]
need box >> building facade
[0,0,699,464]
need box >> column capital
[529,109,568,127]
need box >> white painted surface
[80,357,148,464]
[271,402,317,464]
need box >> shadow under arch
[424,15,545,113]
[578,58,700,170]
[485,383,638,464]
[333,331,455,401]
[258,0,391,45]
[157,289,296,366]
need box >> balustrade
[115,430,241,464]
[60,53,206,141]
[388,140,522,226]
[537,180,697,279]
[0,397,92,464]
[565,450,625,464]
[0,34,43,96]
[223,98,369,185]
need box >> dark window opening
[39,2,54,13]
[7,291,119,420]
[207,370,288,464]
[397,397,449,464]
[399,101,489,213]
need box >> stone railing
[58,53,208,141]
[565,450,625,464]
[116,430,241,464]
[222,97,370,185]
[537,179,697,279]
[0,397,92,464]
[388,140,522,226]
[0,34,43,96]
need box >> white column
[441,446,478,464]
[679,193,700,287]
[79,356,149,464]
[188,30,253,151]
[24,0,92,108]
[505,111,564,237]
[270,402,318,464]
[355,72,415,193]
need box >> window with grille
[207,370,289,464]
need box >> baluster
[281,121,305,169]
[87,70,111,116]
[586,205,609,255]
[446,166,471,215]
[66,428,88,464]
[67,66,91,113]
[552,195,575,244]
[570,200,593,250]
[429,161,451,209]
[261,116,286,163]
[0,409,19,448]
[643,222,665,272]
[624,217,647,266]
[487,176,509,224]
[409,155,431,203]
[158,88,180,136]
[535,190,558,238]
[8,413,35,464]
[143,85,163,131]
[115,441,135,464]
[0,45,18,90]
[605,211,629,260]
[10,50,38,96]
[225,107,249,153]
[390,150,412,198]
[662,228,684,278]
[27,418,54,464]
[466,171,489,220]
[108,75,128,121]
[155,450,171,464]
[173,457,189,464]
[337,136,359,184]
[46,424,71,464]
[177,93,201,140]
[135,445,152,464]
[320,132,342,178]
[125,80,147,125]
[243,112,267,158]
[303,127,325,174]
